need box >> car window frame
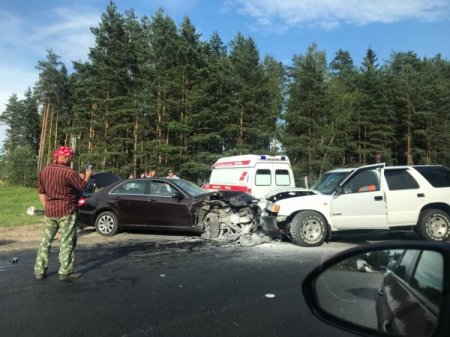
[409,250,443,316]
[392,249,420,281]
[108,179,149,196]
[275,169,291,186]
[148,181,173,197]
[340,167,381,194]
[414,165,450,188]
[255,169,271,186]
[391,250,443,317]
[384,168,420,191]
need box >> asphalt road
[0,229,421,337]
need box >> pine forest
[1,2,449,187]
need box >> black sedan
[77,178,260,239]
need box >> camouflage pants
[34,213,78,276]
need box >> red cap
[53,146,73,163]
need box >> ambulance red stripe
[202,184,249,192]
[213,160,251,167]
[239,172,248,181]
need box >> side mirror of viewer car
[302,241,450,337]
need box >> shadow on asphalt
[0,240,17,246]
[77,226,202,238]
[75,238,227,278]
[77,226,424,247]
[331,229,422,244]
[349,287,381,301]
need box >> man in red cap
[34,146,93,281]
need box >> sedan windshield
[311,171,352,194]
[172,179,207,197]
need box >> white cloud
[0,6,99,66]
[29,7,99,63]
[0,5,100,145]
[230,0,450,31]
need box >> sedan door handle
[378,288,385,296]
[374,196,383,201]
[417,193,425,198]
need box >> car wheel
[289,211,327,247]
[416,209,450,242]
[202,212,220,239]
[95,211,119,236]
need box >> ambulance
[202,154,296,205]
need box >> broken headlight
[265,201,280,214]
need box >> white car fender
[277,194,333,225]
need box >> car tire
[289,211,327,247]
[95,211,119,237]
[202,212,220,239]
[416,209,450,242]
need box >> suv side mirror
[333,186,344,195]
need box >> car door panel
[383,168,423,226]
[146,181,193,227]
[331,165,388,229]
[331,192,388,229]
[108,180,149,225]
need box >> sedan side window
[394,249,420,281]
[110,180,147,195]
[150,182,173,197]
[410,251,443,310]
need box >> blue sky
[1,0,450,145]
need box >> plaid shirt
[38,163,87,218]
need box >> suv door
[331,164,388,229]
[384,168,422,226]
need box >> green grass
[0,182,44,227]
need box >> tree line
[1,1,449,187]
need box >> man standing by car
[34,146,92,281]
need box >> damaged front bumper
[260,212,283,238]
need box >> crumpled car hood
[198,191,258,206]
[265,187,316,202]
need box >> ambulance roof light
[260,155,287,161]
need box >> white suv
[262,164,450,246]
